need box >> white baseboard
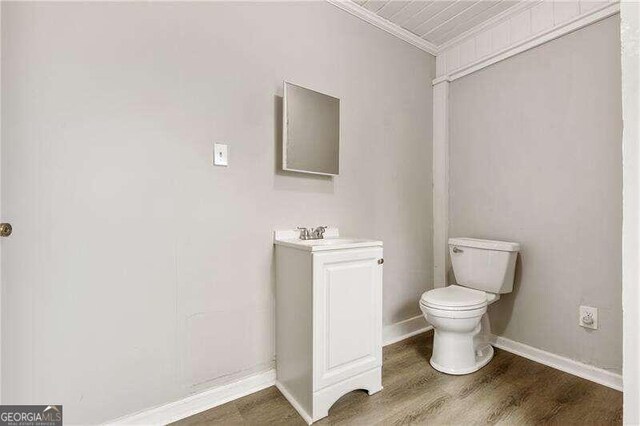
[275,381,313,425]
[383,315,432,346]
[107,317,432,425]
[490,335,622,392]
[106,369,276,425]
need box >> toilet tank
[449,237,520,294]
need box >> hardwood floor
[173,331,622,425]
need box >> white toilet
[420,237,520,375]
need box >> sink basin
[274,229,382,252]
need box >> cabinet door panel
[313,248,382,391]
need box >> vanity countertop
[274,228,382,252]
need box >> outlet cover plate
[579,305,598,330]
[214,143,228,166]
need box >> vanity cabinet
[274,229,383,424]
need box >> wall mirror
[283,81,340,176]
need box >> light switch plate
[214,143,228,166]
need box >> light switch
[214,143,228,166]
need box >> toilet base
[430,344,494,375]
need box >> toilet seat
[420,285,488,311]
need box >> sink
[273,228,382,252]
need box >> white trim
[621,1,640,422]
[490,335,623,392]
[275,381,313,425]
[325,0,438,55]
[438,2,620,82]
[432,79,450,288]
[431,75,451,85]
[0,0,4,405]
[106,369,276,425]
[383,315,432,346]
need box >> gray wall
[449,16,622,373]
[1,2,434,423]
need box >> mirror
[283,82,340,176]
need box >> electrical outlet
[579,305,598,330]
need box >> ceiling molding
[325,0,439,55]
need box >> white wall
[0,2,434,423]
[449,16,622,373]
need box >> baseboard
[106,369,276,425]
[275,381,313,425]
[107,317,431,425]
[490,335,622,392]
[383,315,433,346]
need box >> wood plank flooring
[173,331,622,425]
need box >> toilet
[420,237,520,375]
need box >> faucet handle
[313,226,328,239]
[297,227,310,240]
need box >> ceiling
[350,0,521,47]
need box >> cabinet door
[312,247,383,391]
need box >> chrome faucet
[297,226,327,240]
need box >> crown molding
[325,0,439,55]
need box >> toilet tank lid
[449,237,520,252]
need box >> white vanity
[274,228,383,424]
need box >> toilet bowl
[420,238,520,375]
[420,286,497,374]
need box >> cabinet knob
[377,258,384,265]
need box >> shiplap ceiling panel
[377,1,412,18]
[402,2,454,32]
[388,2,436,27]
[414,1,482,36]
[424,1,498,38]
[352,0,525,46]
[431,0,519,45]
[362,0,390,12]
